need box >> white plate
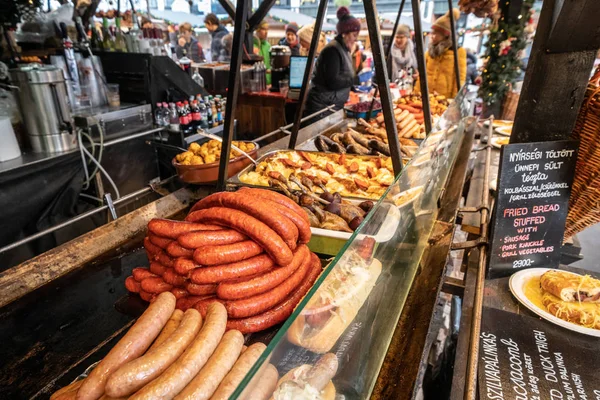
[495,126,512,136]
[392,185,424,209]
[491,137,510,149]
[509,268,600,337]
[483,119,513,128]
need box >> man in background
[254,21,271,84]
[204,13,228,62]
[176,22,205,62]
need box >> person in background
[219,33,233,62]
[304,7,361,117]
[297,23,327,56]
[389,24,418,82]
[279,22,301,56]
[466,48,480,84]
[416,9,466,98]
[204,13,228,62]
[176,22,205,62]
[253,21,272,84]
[351,42,366,76]
[141,17,153,29]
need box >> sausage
[191,192,299,250]
[125,276,141,293]
[148,233,173,249]
[149,261,168,276]
[189,254,275,284]
[187,282,218,296]
[163,268,187,287]
[237,187,309,225]
[148,218,222,239]
[105,309,203,397]
[209,342,267,400]
[217,245,308,300]
[186,207,293,266]
[132,267,157,282]
[314,136,331,152]
[149,309,184,351]
[174,257,200,276]
[224,251,312,318]
[171,287,189,299]
[240,363,279,400]
[130,303,227,400]
[226,253,322,333]
[155,250,175,268]
[305,353,339,391]
[144,237,175,267]
[50,381,83,400]
[178,229,248,249]
[76,292,176,400]
[368,139,391,156]
[141,277,173,294]
[193,240,264,266]
[174,330,244,400]
[166,241,194,258]
[192,296,221,318]
[176,295,213,311]
[267,201,311,244]
[139,290,155,302]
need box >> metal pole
[364,0,403,175]
[217,0,250,190]
[411,0,432,134]
[447,0,461,92]
[288,0,328,149]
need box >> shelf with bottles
[154,94,227,134]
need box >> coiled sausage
[193,240,263,266]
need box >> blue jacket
[210,25,229,62]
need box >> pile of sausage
[51,293,279,400]
[124,188,322,334]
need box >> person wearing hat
[304,7,361,117]
[297,23,327,56]
[389,24,418,82]
[279,22,301,56]
[416,9,466,98]
[253,20,272,84]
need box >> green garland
[478,0,534,106]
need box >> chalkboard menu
[479,307,600,400]
[488,140,577,278]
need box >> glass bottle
[101,17,115,51]
[114,17,127,52]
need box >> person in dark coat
[176,22,205,62]
[278,22,301,56]
[204,13,228,62]
[304,7,361,117]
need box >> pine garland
[478,0,534,106]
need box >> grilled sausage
[367,139,391,156]
[149,261,168,276]
[193,240,263,266]
[189,254,275,284]
[125,276,141,293]
[149,309,183,351]
[148,233,173,249]
[186,282,218,296]
[132,267,157,282]
[162,269,187,287]
[178,230,248,249]
[176,295,213,311]
[148,219,222,239]
[170,287,189,299]
[239,363,279,400]
[236,188,309,224]
[139,290,155,302]
[141,277,173,294]
[166,242,194,258]
[209,343,267,400]
[173,257,199,276]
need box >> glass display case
[230,87,471,399]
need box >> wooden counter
[237,89,297,139]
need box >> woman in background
[389,24,418,82]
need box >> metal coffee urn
[270,45,291,92]
[10,64,76,153]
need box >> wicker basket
[500,89,520,121]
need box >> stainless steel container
[10,64,76,153]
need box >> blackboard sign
[479,307,600,400]
[488,140,577,278]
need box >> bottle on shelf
[192,68,204,87]
[206,98,213,128]
[168,103,180,132]
[114,17,127,52]
[161,102,170,126]
[211,99,218,128]
[155,102,164,126]
[90,24,102,51]
[190,100,201,131]
[101,17,115,51]
[199,100,208,129]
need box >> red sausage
[156,251,175,268]
[226,253,322,333]
[191,192,299,250]
[269,201,311,244]
[223,251,312,318]
[144,237,162,258]
[139,290,155,302]
[217,245,308,300]
[237,187,309,224]
[148,218,222,239]
[171,287,189,299]
[177,229,248,249]
[174,258,200,276]
[141,277,173,293]
[186,207,293,266]
[149,261,168,276]
[193,296,222,317]
[125,276,141,293]
[176,295,212,311]
[148,233,173,249]
[186,282,218,296]
[166,241,194,258]
[193,240,263,266]
[189,254,275,284]
[132,267,157,282]
[163,268,187,287]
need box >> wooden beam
[547,0,600,53]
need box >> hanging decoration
[478,0,535,107]
[458,0,498,18]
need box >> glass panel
[230,87,470,400]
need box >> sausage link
[174,330,244,400]
[141,277,173,294]
[132,267,157,282]
[105,309,202,397]
[269,201,311,244]
[166,241,194,258]
[237,187,309,224]
[143,236,163,256]
[144,237,175,267]
[125,276,141,293]
[171,287,189,299]
[223,251,312,318]
[193,296,222,317]
[189,254,275,284]
[176,295,212,311]
[148,218,222,239]
[209,342,267,400]
[177,230,248,249]
[149,309,183,351]
[187,282,218,296]
[76,292,176,400]
[173,258,198,276]
[193,240,263,266]
[139,290,155,302]
[191,192,299,250]
[163,269,187,287]
[226,253,322,333]
[186,207,293,266]
[149,261,168,276]
[148,233,173,249]
[156,251,175,268]
[50,380,83,400]
[240,364,279,400]
[130,303,227,400]
[217,245,308,300]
